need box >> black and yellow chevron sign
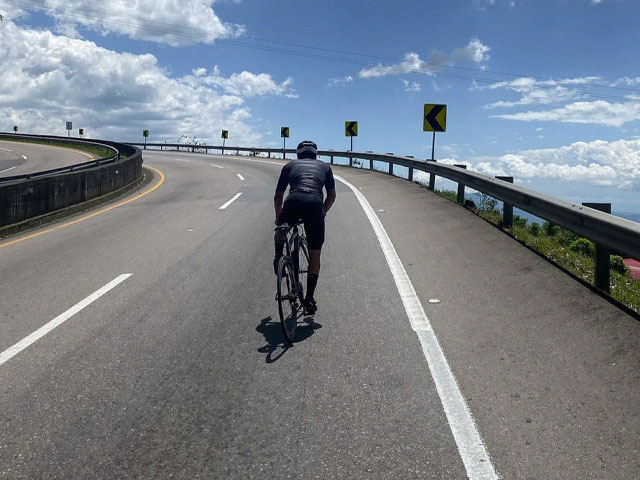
[423,104,447,132]
[79,128,84,135]
[221,130,229,139]
[345,121,358,137]
[143,129,149,137]
[13,126,18,132]
[281,127,289,138]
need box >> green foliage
[569,238,594,257]
[529,222,541,236]
[513,215,528,228]
[611,255,630,275]
[478,194,498,212]
[556,227,579,247]
[543,221,559,237]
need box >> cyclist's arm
[274,164,290,222]
[323,188,336,216]
[274,191,285,221]
[323,167,336,215]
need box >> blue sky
[1,0,639,214]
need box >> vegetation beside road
[435,188,640,315]
[2,137,115,160]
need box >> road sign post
[221,130,228,154]
[66,121,72,139]
[281,127,289,159]
[345,121,358,151]
[423,104,447,161]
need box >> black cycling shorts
[277,192,325,250]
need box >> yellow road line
[0,165,165,249]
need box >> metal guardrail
[0,133,120,183]
[134,142,640,293]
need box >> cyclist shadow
[256,315,322,363]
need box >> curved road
[0,150,638,479]
[0,140,95,178]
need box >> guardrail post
[583,202,612,294]
[428,160,437,190]
[454,164,467,204]
[389,162,394,176]
[330,155,334,164]
[349,155,353,167]
[495,176,514,228]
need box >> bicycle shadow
[256,315,322,363]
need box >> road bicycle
[274,222,309,344]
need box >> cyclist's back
[277,158,333,202]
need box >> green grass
[1,137,115,159]
[434,189,640,315]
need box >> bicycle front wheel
[276,256,299,344]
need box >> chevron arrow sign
[423,104,447,132]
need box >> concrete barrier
[0,136,142,230]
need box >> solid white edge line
[237,173,245,181]
[0,166,17,174]
[219,192,242,210]
[210,164,224,168]
[0,274,132,367]
[334,174,499,480]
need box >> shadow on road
[256,315,322,363]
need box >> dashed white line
[0,166,17,174]
[0,274,132,367]
[210,164,224,169]
[219,192,242,210]
[334,174,498,480]
[237,174,245,181]
[21,155,27,160]
[0,147,12,152]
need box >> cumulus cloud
[20,0,244,46]
[327,75,353,87]
[359,39,490,79]
[482,76,601,109]
[493,100,640,127]
[402,80,421,92]
[0,20,295,144]
[470,138,640,189]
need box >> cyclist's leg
[274,199,297,273]
[302,202,325,312]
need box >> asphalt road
[1,150,638,479]
[0,140,94,178]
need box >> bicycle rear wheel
[295,236,310,303]
[276,256,299,344]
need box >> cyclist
[274,140,336,315]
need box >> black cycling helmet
[296,140,318,159]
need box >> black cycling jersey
[275,159,335,200]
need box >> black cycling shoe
[303,297,317,315]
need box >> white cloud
[493,100,640,127]
[470,138,640,189]
[359,39,490,79]
[472,0,496,8]
[402,80,421,92]
[0,20,294,145]
[22,0,244,46]
[327,75,353,87]
[483,76,600,109]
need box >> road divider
[0,274,132,367]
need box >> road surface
[1,150,638,479]
[0,140,95,178]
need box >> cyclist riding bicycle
[274,140,336,315]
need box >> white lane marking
[0,147,12,152]
[219,192,242,210]
[174,158,191,162]
[0,166,17,174]
[21,155,27,160]
[210,164,224,169]
[0,274,132,367]
[334,174,498,480]
[237,173,245,181]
